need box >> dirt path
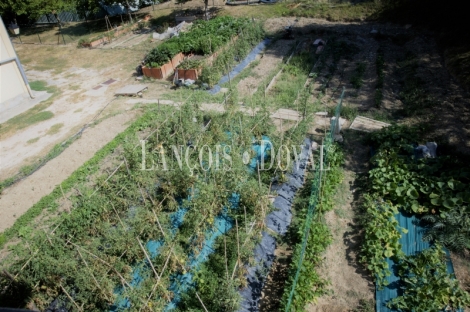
[0,42,154,179]
[0,66,123,178]
[451,253,470,312]
[0,110,137,232]
[307,132,373,311]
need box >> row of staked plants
[0,100,311,311]
[359,124,470,311]
[144,16,264,68]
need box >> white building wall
[0,16,31,108]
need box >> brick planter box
[142,52,185,79]
[90,37,109,47]
[177,68,201,81]
[141,34,239,79]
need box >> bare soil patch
[237,39,293,96]
[259,244,292,312]
[451,253,470,312]
[1,42,155,179]
[0,110,137,232]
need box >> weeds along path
[0,111,137,233]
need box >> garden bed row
[0,101,312,311]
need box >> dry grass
[46,123,64,135]
[27,137,40,144]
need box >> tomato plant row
[0,99,313,310]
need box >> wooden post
[235,218,241,273]
[243,205,248,233]
[152,209,166,237]
[111,202,125,229]
[224,235,229,280]
[60,284,83,311]
[139,247,173,311]
[60,184,67,203]
[76,247,107,299]
[70,242,131,288]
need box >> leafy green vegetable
[387,245,470,311]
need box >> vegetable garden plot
[141,16,265,84]
[360,125,470,311]
[0,100,312,311]
[375,209,460,312]
[238,137,312,311]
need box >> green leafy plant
[178,58,203,70]
[366,125,470,215]
[360,123,470,308]
[281,143,344,311]
[144,16,264,68]
[0,101,316,310]
[77,37,91,47]
[360,196,407,287]
[422,206,470,252]
[387,245,470,311]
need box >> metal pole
[37,33,42,44]
[18,34,22,43]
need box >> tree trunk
[54,13,62,26]
[126,0,133,23]
[204,0,208,20]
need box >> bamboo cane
[60,283,83,311]
[70,242,131,288]
[137,238,159,279]
[196,292,209,312]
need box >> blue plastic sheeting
[111,137,266,311]
[238,138,312,312]
[164,193,240,310]
[249,136,272,174]
[376,210,459,312]
[238,231,277,311]
[208,39,271,95]
[110,205,185,312]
